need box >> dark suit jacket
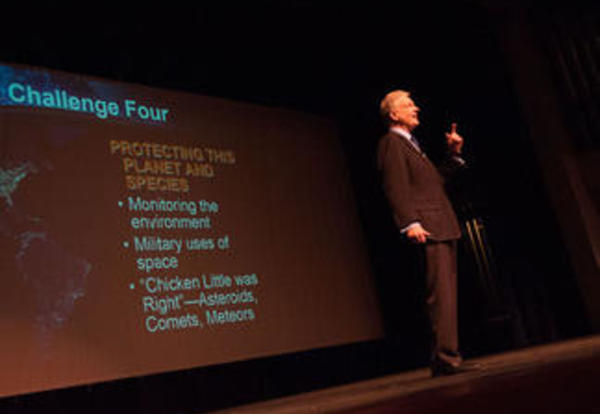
[377,130,461,241]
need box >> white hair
[379,90,410,123]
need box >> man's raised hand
[445,122,464,154]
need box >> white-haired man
[377,89,477,376]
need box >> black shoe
[431,360,482,377]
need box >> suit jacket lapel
[391,132,431,164]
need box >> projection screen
[0,62,383,398]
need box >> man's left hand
[445,122,464,154]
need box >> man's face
[389,95,420,131]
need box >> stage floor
[212,335,600,413]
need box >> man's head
[380,90,420,131]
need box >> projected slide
[0,62,382,397]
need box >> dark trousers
[424,240,462,367]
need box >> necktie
[409,134,421,152]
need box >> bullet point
[118,201,123,207]
[123,241,129,248]
[129,283,135,290]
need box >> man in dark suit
[377,89,473,376]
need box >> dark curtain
[534,4,600,148]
